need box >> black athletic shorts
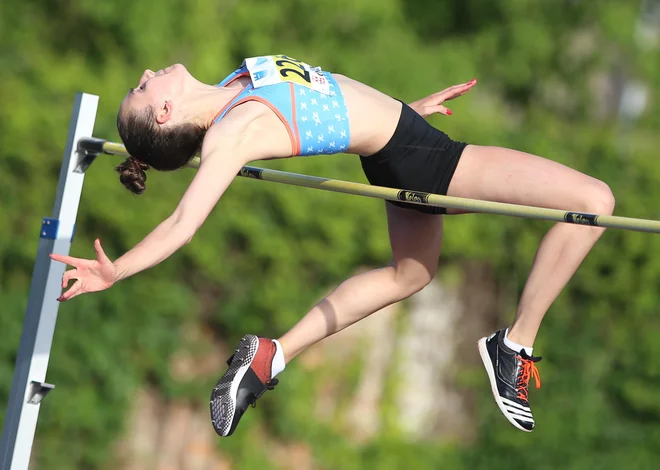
[359,101,468,214]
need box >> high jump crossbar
[3,92,660,470]
[80,138,660,234]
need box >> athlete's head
[116,64,205,194]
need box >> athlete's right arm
[51,119,258,301]
[111,123,254,282]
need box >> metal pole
[79,138,660,235]
[0,93,99,470]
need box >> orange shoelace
[516,356,541,401]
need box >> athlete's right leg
[210,203,444,436]
[278,203,444,361]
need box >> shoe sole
[477,337,533,433]
[210,334,259,437]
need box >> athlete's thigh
[386,202,443,275]
[446,145,610,214]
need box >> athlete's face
[120,64,191,125]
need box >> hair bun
[115,157,150,195]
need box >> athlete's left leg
[447,144,615,431]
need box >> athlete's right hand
[50,238,118,301]
[409,78,477,118]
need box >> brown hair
[116,105,206,194]
[116,157,150,195]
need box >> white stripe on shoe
[502,405,534,420]
[504,411,535,423]
[501,397,532,412]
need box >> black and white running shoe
[478,329,542,432]
[210,334,278,437]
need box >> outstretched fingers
[57,280,83,302]
[427,104,453,116]
[438,78,478,102]
[50,253,84,267]
[62,269,78,288]
[94,238,112,264]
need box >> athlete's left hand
[409,78,477,118]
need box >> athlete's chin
[166,63,187,75]
[119,95,133,113]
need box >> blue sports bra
[213,55,351,156]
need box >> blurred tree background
[2,0,660,468]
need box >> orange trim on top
[211,72,252,123]
[289,83,301,155]
[223,96,297,155]
[223,71,250,88]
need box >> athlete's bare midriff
[219,73,402,161]
[332,74,402,156]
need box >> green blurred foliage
[2,0,660,468]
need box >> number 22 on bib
[244,55,331,95]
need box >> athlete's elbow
[171,212,199,244]
[174,220,197,245]
[179,225,197,245]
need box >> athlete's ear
[155,100,173,125]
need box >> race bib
[244,55,331,95]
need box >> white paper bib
[244,55,331,95]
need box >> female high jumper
[51,55,615,436]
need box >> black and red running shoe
[210,335,279,437]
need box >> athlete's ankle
[504,328,534,357]
[271,339,286,379]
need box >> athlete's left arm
[408,78,477,118]
[51,120,258,301]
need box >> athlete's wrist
[408,101,421,115]
[112,262,129,283]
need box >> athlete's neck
[175,81,247,130]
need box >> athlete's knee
[592,180,616,215]
[582,179,616,216]
[392,262,435,298]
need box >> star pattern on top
[296,85,350,156]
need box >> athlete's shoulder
[204,103,270,158]
[205,108,248,146]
